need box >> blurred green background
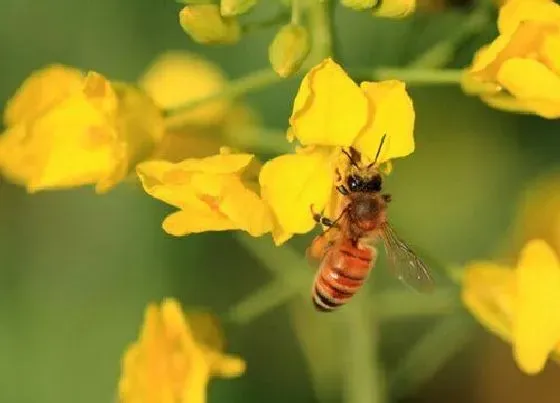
[1,1,560,403]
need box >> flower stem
[351,67,464,85]
[388,315,474,399]
[307,0,334,61]
[343,291,386,403]
[291,0,302,25]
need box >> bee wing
[380,222,435,293]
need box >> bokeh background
[1,1,560,403]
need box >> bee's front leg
[310,205,336,228]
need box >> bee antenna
[369,133,387,168]
[342,148,360,168]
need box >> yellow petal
[469,35,512,74]
[289,58,369,147]
[3,65,83,127]
[0,125,45,186]
[259,147,334,245]
[24,95,118,192]
[176,152,254,175]
[137,161,209,210]
[83,71,119,117]
[497,58,560,118]
[498,0,560,34]
[139,51,230,124]
[541,34,560,76]
[462,262,516,343]
[353,80,415,164]
[96,83,165,193]
[514,239,560,374]
[219,179,273,237]
[470,22,546,80]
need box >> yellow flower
[462,239,560,374]
[136,149,273,237]
[139,51,230,125]
[139,51,261,163]
[259,58,415,245]
[0,65,164,193]
[118,298,245,403]
[462,0,560,119]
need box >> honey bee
[307,135,434,312]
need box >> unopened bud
[220,0,258,16]
[179,5,241,44]
[372,0,416,18]
[268,24,310,78]
[341,0,377,10]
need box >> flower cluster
[4,0,560,400]
[462,0,560,118]
[178,0,418,78]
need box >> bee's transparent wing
[380,222,435,293]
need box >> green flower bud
[220,0,258,16]
[179,4,241,44]
[341,0,377,10]
[372,0,416,18]
[268,24,310,78]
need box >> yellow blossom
[462,239,560,374]
[462,0,560,119]
[0,65,164,193]
[259,58,415,245]
[139,51,261,163]
[118,298,245,403]
[137,149,273,237]
[139,51,230,125]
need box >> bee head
[346,173,382,193]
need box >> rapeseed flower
[137,149,273,237]
[259,58,415,245]
[462,239,560,374]
[0,65,164,193]
[462,0,560,119]
[140,51,261,162]
[118,298,245,403]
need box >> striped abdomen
[312,241,376,312]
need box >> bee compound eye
[347,175,360,192]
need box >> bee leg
[382,194,392,203]
[310,205,336,228]
[336,185,349,195]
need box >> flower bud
[220,0,258,16]
[372,0,416,18]
[268,24,310,78]
[341,0,377,10]
[179,4,241,44]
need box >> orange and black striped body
[312,240,377,312]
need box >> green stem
[409,2,491,68]
[343,291,386,403]
[351,67,464,85]
[388,315,474,399]
[291,0,302,25]
[307,0,334,61]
